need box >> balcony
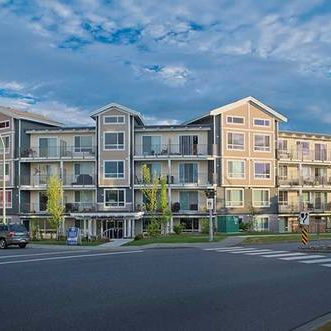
[21,174,96,188]
[277,149,331,162]
[134,173,212,187]
[279,202,331,213]
[135,202,206,214]
[134,144,209,157]
[20,146,96,160]
[278,176,331,187]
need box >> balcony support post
[132,219,135,237]
[123,218,127,238]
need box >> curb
[292,312,331,331]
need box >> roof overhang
[70,211,144,219]
[90,103,144,125]
[210,96,288,122]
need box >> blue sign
[67,227,80,246]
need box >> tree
[140,164,160,236]
[160,177,172,235]
[46,175,64,240]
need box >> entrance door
[103,220,124,239]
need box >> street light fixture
[0,135,5,225]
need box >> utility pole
[0,135,6,224]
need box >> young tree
[46,175,64,240]
[160,177,172,235]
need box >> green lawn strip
[124,234,226,246]
[243,233,331,244]
[31,240,105,246]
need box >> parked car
[0,224,30,249]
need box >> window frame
[104,189,126,208]
[227,160,245,179]
[103,160,125,179]
[226,116,245,125]
[227,131,245,151]
[103,115,125,125]
[0,190,12,208]
[74,135,93,153]
[254,161,271,179]
[103,131,125,151]
[253,118,271,127]
[254,134,271,152]
[0,120,10,130]
[225,188,244,208]
[252,189,270,208]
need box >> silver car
[0,223,30,249]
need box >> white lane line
[263,252,305,258]
[321,264,331,268]
[300,258,331,264]
[280,255,325,261]
[0,250,89,259]
[245,250,273,255]
[0,250,144,265]
[204,247,245,251]
[229,249,259,254]
[214,248,257,252]
[249,250,288,256]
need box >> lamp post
[0,135,6,224]
[205,189,215,242]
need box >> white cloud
[0,81,25,91]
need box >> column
[132,219,135,237]
[128,219,132,238]
[100,220,104,238]
[123,219,127,238]
[83,219,86,238]
[170,216,174,234]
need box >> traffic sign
[299,211,309,225]
[207,198,214,210]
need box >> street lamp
[0,135,5,225]
[205,189,215,242]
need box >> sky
[0,0,331,132]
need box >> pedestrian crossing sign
[299,212,309,225]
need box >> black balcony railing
[135,144,209,157]
[277,149,331,162]
[20,146,96,159]
[21,174,96,187]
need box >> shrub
[147,221,160,237]
[173,223,184,235]
[201,218,209,234]
[134,234,144,241]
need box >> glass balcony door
[142,136,161,155]
[179,135,198,155]
[179,163,198,184]
[39,138,58,157]
[179,191,198,211]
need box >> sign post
[67,227,81,246]
[299,212,309,247]
[207,198,214,242]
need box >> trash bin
[217,216,240,233]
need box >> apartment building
[1,96,331,237]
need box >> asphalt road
[0,244,331,331]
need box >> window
[0,136,10,153]
[74,136,93,153]
[75,191,93,203]
[104,115,125,124]
[0,163,10,181]
[315,143,327,161]
[254,118,270,127]
[144,163,161,178]
[278,165,288,180]
[225,189,244,207]
[278,139,287,151]
[39,138,58,157]
[227,116,244,124]
[254,217,269,231]
[254,135,271,151]
[296,141,310,156]
[179,163,198,183]
[0,190,12,208]
[74,163,93,176]
[0,120,9,130]
[253,189,270,207]
[142,136,161,155]
[104,161,124,179]
[179,191,198,211]
[105,189,125,207]
[227,132,244,150]
[104,132,124,150]
[279,191,288,205]
[254,162,271,179]
[228,160,245,178]
[179,135,199,155]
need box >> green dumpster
[217,216,240,233]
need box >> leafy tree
[160,177,172,235]
[46,175,64,239]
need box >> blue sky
[0,0,331,131]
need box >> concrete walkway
[98,239,133,248]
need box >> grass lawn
[243,233,331,244]
[31,239,106,246]
[125,233,226,246]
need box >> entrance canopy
[69,211,144,219]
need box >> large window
[315,143,327,161]
[74,136,93,153]
[296,141,310,156]
[254,162,271,179]
[225,189,244,207]
[0,190,12,208]
[253,189,270,207]
[142,136,161,155]
[179,163,198,183]
[227,160,245,178]
[104,115,125,124]
[104,161,124,179]
[279,191,288,205]
[226,116,244,124]
[278,139,287,151]
[105,189,125,207]
[75,191,93,203]
[227,132,244,150]
[253,118,270,127]
[179,191,198,211]
[179,135,198,155]
[0,136,10,153]
[104,132,124,150]
[39,138,57,157]
[278,165,288,180]
[254,217,269,231]
[254,135,271,152]
[0,120,9,130]
[0,163,9,180]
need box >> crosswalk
[204,246,331,268]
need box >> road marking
[0,250,89,259]
[263,252,305,258]
[229,249,259,254]
[204,247,245,251]
[300,258,331,264]
[0,250,144,265]
[250,250,288,255]
[245,250,273,255]
[214,248,257,252]
[280,255,325,261]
